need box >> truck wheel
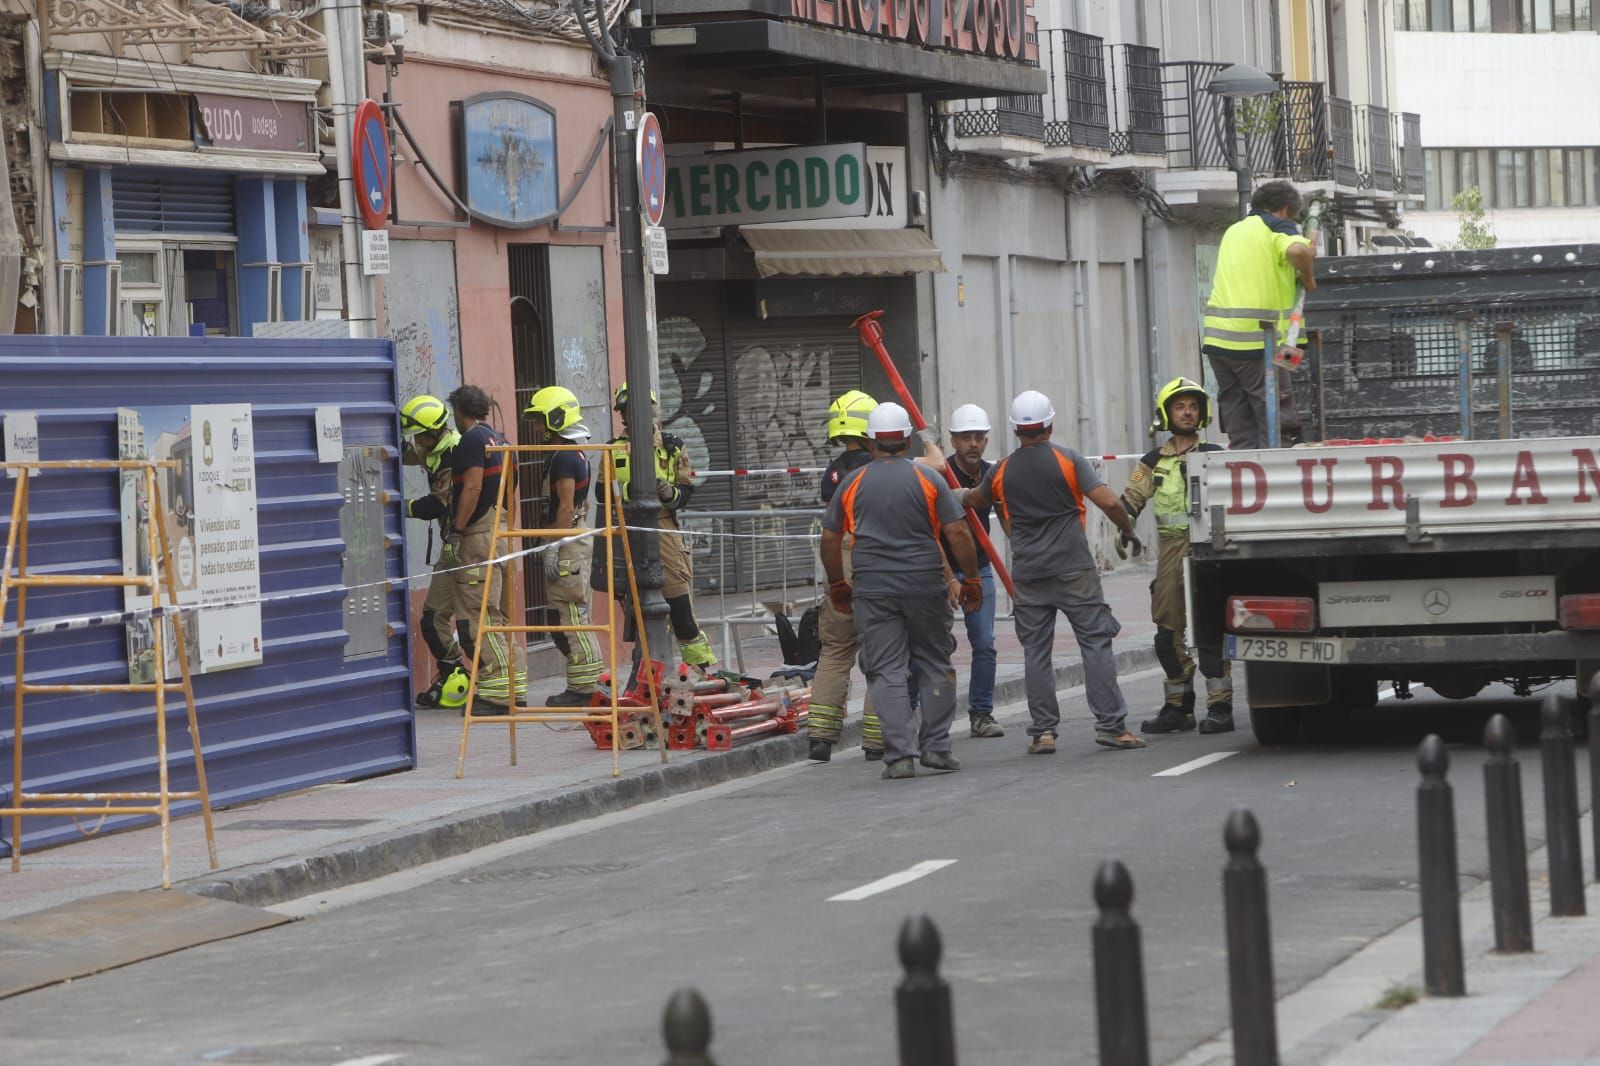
[1249,705,1301,745]
[1300,703,1353,743]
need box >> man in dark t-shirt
[524,386,598,708]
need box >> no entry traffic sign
[636,112,666,228]
[352,99,391,231]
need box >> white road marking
[1377,686,1396,701]
[1151,751,1240,778]
[828,860,958,902]
[330,1057,404,1066]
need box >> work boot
[543,688,593,708]
[881,757,915,780]
[863,747,884,762]
[1198,704,1236,734]
[470,697,508,718]
[969,714,1005,738]
[1026,731,1057,755]
[1095,730,1149,750]
[920,750,961,772]
[1140,702,1197,734]
[808,738,834,763]
[415,676,447,709]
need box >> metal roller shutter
[111,167,235,235]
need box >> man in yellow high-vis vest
[1202,180,1317,449]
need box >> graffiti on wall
[656,315,719,478]
[548,246,611,422]
[732,340,835,508]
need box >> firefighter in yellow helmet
[595,383,719,676]
[400,394,468,709]
[808,389,886,761]
[1120,377,1234,735]
[524,386,601,707]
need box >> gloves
[544,549,563,581]
[828,579,853,614]
[1117,529,1143,559]
[958,577,983,613]
[439,539,459,568]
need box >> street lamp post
[573,0,672,661]
[1207,63,1280,218]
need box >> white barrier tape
[692,454,1146,481]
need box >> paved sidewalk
[0,562,1160,924]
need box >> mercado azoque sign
[784,0,1038,61]
[664,143,870,229]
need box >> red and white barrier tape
[693,453,1145,479]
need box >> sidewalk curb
[186,646,1159,910]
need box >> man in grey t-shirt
[821,403,982,780]
[961,390,1148,754]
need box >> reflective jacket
[1203,213,1310,352]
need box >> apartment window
[1425,147,1600,210]
[1402,0,1592,27]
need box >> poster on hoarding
[118,405,263,682]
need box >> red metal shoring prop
[852,309,1018,599]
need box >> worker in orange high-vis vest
[960,391,1147,755]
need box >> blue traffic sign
[636,112,666,227]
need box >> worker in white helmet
[907,403,1002,738]
[821,402,983,780]
[960,390,1147,754]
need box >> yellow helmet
[524,386,583,435]
[438,668,470,709]
[1155,377,1211,431]
[400,394,449,437]
[825,390,877,444]
[612,383,658,411]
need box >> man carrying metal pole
[1202,180,1315,449]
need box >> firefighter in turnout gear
[523,386,600,707]
[1120,378,1235,734]
[597,383,719,675]
[808,389,886,762]
[400,394,468,709]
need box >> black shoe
[415,677,446,709]
[863,748,884,762]
[544,688,593,708]
[1141,703,1197,734]
[808,738,834,762]
[1198,706,1236,734]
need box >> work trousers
[808,545,881,749]
[453,511,524,705]
[908,567,997,718]
[1151,532,1232,708]
[422,562,460,672]
[549,518,601,693]
[1013,568,1128,737]
[1206,349,1302,450]
[854,591,958,765]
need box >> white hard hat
[949,403,991,434]
[1009,390,1056,430]
[866,402,915,441]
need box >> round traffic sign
[352,99,391,231]
[636,112,666,227]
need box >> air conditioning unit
[364,10,406,42]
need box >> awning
[741,228,946,278]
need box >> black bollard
[1590,673,1600,883]
[1483,714,1534,952]
[1417,735,1465,995]
[1093,861,1151,1066]
[1223,809,1279,1066]
[1542,691,1587,917]
[896,915,957,1066]
[661,988,715,1066]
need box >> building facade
[1396,2,1600,248]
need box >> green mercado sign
[663,143,870,230]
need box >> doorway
[509,245,556,629]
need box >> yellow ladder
[0,459,218,889]
[455,443,666,779]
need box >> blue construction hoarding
[0,336,414,856]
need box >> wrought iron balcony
[1160,62,1329,180]
[945,93,1047,156]
[1107,44,1165,159]
[1040,28,1111,161]
[1359,104,1395,192]
[1279,81,1330,182]
[1329,97,1359,188]
[1395,111,1424,197]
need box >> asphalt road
[0,672,1589,1066]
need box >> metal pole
[1093,860,1151,1066]
[1541,691,1586,916]
[1226,102,1250,218]
[896,915,958,1066]
[661,988,716,1066]
[1495,321,1514,440]
[1416,735,1465,996]
[572,0,671,660]
[1483,714,1533,952]
[1262,324,1281,449]
[1591,673,1600,883]
[1454,314,1475,441]
[1222,808,1278,1066]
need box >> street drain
[455,862,630,884]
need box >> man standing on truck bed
[960,391,1147,754]
[1120,378,1234,735]
[1203,180,1316,449]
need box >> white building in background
[1396,1,1600,247]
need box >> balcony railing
[1108,43,1165,156]
[1360,104,1395,191]
[1279,81,1330,182]
[1330,97,1359,188]
[1396,111,1424,195]
[1160,62,1330,181]
[1044,28,1111,150]
[946,94,1046,142]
